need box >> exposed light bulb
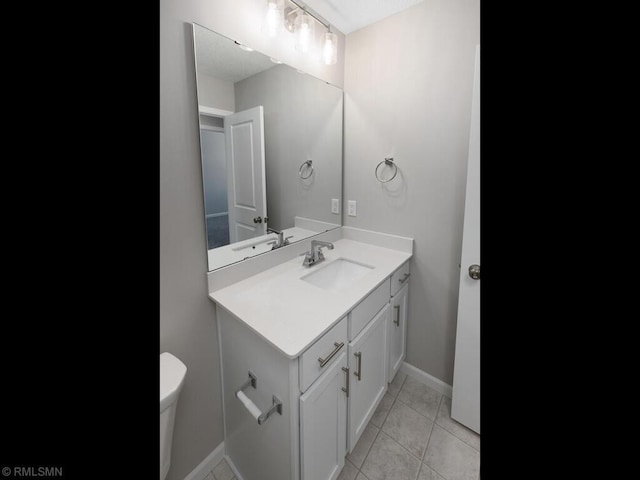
[264,0,282,37]
[295,12,314,53]
[322,31,337,65]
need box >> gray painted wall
[235,64,343,231]
[197,72,235,112]
[160,1,344,479]
[344,0,480,384]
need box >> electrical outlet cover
[348,200,356,216]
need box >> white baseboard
[400,362,452,398]
[183,441,225,480]
[224,455,245,480]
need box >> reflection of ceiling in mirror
[194,24,276,83]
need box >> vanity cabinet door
[347,303,389,452]
[300,352,348,480]
[388,282,409,382]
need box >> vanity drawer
[349,278,390,340]
[390,261,411,297]
[299,316,348,392]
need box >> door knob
[253,217,263,223]
[468,264,480,280]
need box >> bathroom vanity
[209,232,412,480]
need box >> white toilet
[160,352,187,480]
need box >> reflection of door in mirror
[224,106,267,243]
[200,107,267,249]
[200,123,229,249]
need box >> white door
[388,283,408,382]
[451,45,480,434]
[348,304,388,452]
[300,352,348,480]
[224,106,267,242]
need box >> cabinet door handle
[398,273,411,284]
[354,352,362,381]
[318,342,344,368]
[342,367,349,397]
[394,305,400,326]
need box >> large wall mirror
[192,23,343,271]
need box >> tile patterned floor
[206,372,480,480]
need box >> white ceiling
[194,24,276,82]
[301,0,425,35]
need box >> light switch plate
[348,200,357,216]
[331,198,340,214]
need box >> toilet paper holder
[235,371,283,425]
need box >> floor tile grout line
[395,392,439,423]
[377,391,398,430]
[356,424,381,475]
[353,374,404,479]
[380,399,434,462]
[421,395,441,464]
[373,426,429,466]
[433,398,481,453]
[419,395,447,479]
[434,422,480,453]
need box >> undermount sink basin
[301,258,374,291]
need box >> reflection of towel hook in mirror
[299,160,313,179]
[375,158,398,183]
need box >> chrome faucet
[267,229,293,250]
[301,240,334,266]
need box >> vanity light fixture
[264,0,284,37]
[322,28,337,66]
[263,0,338,66]
[294,9,315,53]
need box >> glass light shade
[264,0,284,37]
[295,12,315,53]
[322,31,337,65]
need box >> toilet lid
[160,352,187,413]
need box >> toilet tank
[160,352,187,480]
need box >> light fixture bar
[287,0,330,31]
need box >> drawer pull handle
[342,367,349,397]
[318,342,344,368]
[398,273,411,284]
[354,352,362,381]
[394,305,400,326]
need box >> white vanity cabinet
[300,352,348,480]
[388,261,410,382]
[347,302,389,451]
[211,238,413,480]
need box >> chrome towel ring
[299,160,313,179]
[375,158,398,183]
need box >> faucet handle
[284,236,294,245]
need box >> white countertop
[209,238,412,359]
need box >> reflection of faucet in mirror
[267,228,293,250]
[301,240,334,266]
